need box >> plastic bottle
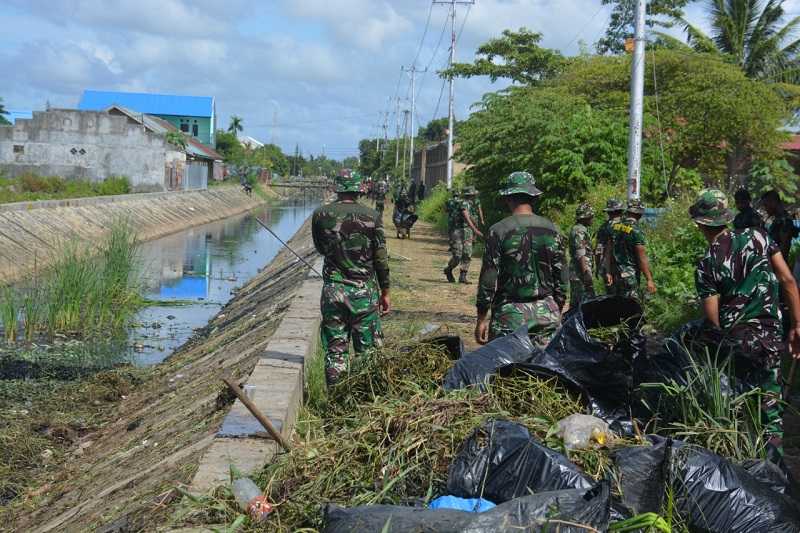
[232,477,272,522]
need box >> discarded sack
[443,326,536,391]
[323,482,611,533]
[446,420,593,504]
[428,495,495,513]
[613,436,800,532]
[392,208,418,230]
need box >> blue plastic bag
[429,495,496,513]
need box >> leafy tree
[215,130,244,163]
[228,115,244,137]
[342,156,359,170]
[0,98,9,125]
[597,0,691,54]
[666,0,800,81]
[445,28,566,84]
[165,131,187,150]
[418,117,460,142]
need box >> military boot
[443,266,455,283]
[459,271,471,284]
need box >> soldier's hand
[789,326,800,359]
[646,279,657,294]
[605,274,613,287]
[475,318,490,345]
[379,291,391,316]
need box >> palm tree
[0,98,9,125]
[228,115,243,137]
[666,0,800,81]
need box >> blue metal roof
[78,90,213,117]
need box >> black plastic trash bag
[323,482,611,533]
[447,420,593,503]
[613,437,800,532]
[392,207,418,230]
[443,326,536,391]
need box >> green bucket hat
[689,189,734,226]
[576,202,595,220]
[499,171,542,197]
[604,198,624,212]
[626,199,646,215]
[335,170,363,193]
[462,186,478,197]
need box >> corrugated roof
[79,90,213,117]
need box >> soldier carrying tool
[311,170,391,386]
[595,198,624,291]
[569,202,596,308]
[444,186,484,284]
[475,171,566,347]
[605,199,656,299]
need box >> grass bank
[0,173,132,204]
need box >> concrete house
[78,90,216,146]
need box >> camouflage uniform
[608,200,647,299]
[596,199,623,288]
[690,189,784,442]
[446,188,479,277]
[374,180,387,218]
[477,172,566,344]
[733,206,764,231]
[766,210,796,260]
[312,172,390,385]
[569,203,595,308]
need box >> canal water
[129,199,318,366]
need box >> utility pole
[434,0,474,190]
[401,109,410,183]
[402,65,427,183]
[395,97,402,167]
[626,0,646,201]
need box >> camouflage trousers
[489,297,561,348]
[569,277,595,309]
[447,227,474,273]
[608,271,639,299]
[375,201,385,217]
[320,280,383,385]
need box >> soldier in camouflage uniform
[605,199,656,299]
[569,202,595,308]
[374,177,387,219]
[690,189,800,448]
[475,172,566,346]
[596,198,624,292]
[761,190,796,261]
[444,186,484,284]
[312,170,391,386]
[733,188,763,231]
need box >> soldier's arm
[372,223,390,291]
[552,234,568,311]
[575,230,593,286]
[635,245,656,294]
[475,230,499,344]
[701,295,721,327]
[463,209,483,238]
[478,204,485,226]
[770,252,800,357]
[311,212,326,255]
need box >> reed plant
[0,288,18,344]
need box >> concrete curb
[189,257,323,493]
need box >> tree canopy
[0,98,9,126]
[597,0,691,54]
[228,115,243,137]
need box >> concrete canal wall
[0,186,267,283]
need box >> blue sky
[2,1,797,159]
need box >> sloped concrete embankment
[0,186,265,283]
[14,219,320,533]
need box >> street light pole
[626,0,646,201]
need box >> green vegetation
[227,115,243,137]
[0,173,131,204]
[0,220,142,340]
[165,131,188,150]
[0,97,9,126]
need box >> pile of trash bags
[322,296,800,532]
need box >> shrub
[94,176,131,196]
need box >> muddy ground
[2,218,317,533]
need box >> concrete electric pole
[434,0,474,190]
[402,65,428,183]
[626,0,646,201]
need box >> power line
[560,3,608,53]
[413,1,436,67]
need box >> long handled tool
[223,377,292,452]
[253,216,321,277]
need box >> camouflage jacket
[695,228,780,330]
[477,214,567,313]
[311,200,390,289]
[732,206,763,231]
[445,198,461,231]
[609,216,646,278]
[569,223,594,282]
[595,217,619,264]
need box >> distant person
[596,199,624,291]
[569,203,595,308]
[761,190,796,261]
[475,172,566,346]
[408,181,417,204]
[418,182,426,202]
[444,186,483,284]
[689,189,800,451]
[733,188,763,230]
[312,170,390,386]
[374,178,387,219]
[606,199,656,299]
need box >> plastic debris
[428,495,495,513]
[555,414,610,450]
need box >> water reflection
[130,199,318,366]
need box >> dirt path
[381,203,480,351]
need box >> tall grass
[0,220,142,341]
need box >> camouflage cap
[689,188,734,226]
[604,198,624,212]
[334,170,363,193]
[626,199,646,215]
[462,186,478,196]
[499,171,543,197]
[575,202,595,220]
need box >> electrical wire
[413,1,435,68]
[650,46,670,197]
[560,3,608,53]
